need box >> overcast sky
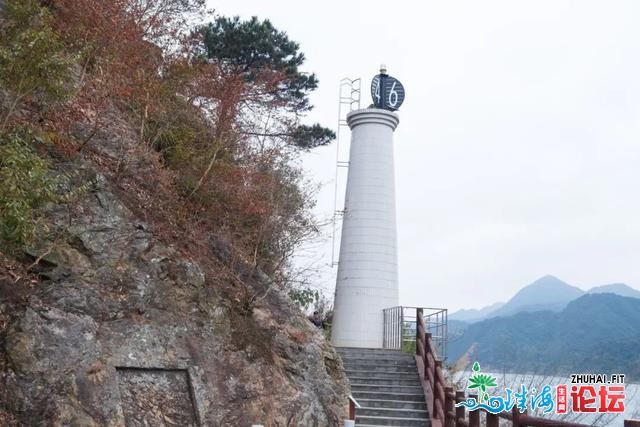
[208,1,640,312]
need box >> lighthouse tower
[331,67,404,348]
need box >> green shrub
[0,0,74,125]
[0,128,57,252]
[288,287,320,311]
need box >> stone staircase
[337,347,430,427]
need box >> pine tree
[199,16,335,150]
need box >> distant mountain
[448,276,640,331]
[449,302,505,322]
[448,293,640,380]
[487,275,585,318]
[588,283,640,299]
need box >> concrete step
[337,347,408,355]
[342,357,416,366]
[338,351,415,359]
[357,398,427,410]
[337,349,415,360]
[356,414,430,426]
[342,357,417,366]
[351,390,425,402]
[344,363,417,373]
[346,370,420,381]
[348,376,421,386]
[358,406,428,419]
[339,347,430,426]
[351,384,424,394]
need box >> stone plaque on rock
[116,367,199,427]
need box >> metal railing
[383,306,448,360]
[382,306,403,350]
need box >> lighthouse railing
[382,306,447,359]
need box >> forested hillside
[0,0,333,293]
[449,293,640,380]
[0,1,346,425]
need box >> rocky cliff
[0,113,349,426]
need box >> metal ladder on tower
[331,77,361,267]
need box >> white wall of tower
[331,108,400,348]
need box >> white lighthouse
[331,68,404,348]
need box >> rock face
[0,130,348,426]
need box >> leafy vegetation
[199,16,335,150]
[401,322,417,354]
[201,16,318,110]
[289,287,320,311]
[0,0,333,309]
[0,128,57,251]
[0,0,74,127]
